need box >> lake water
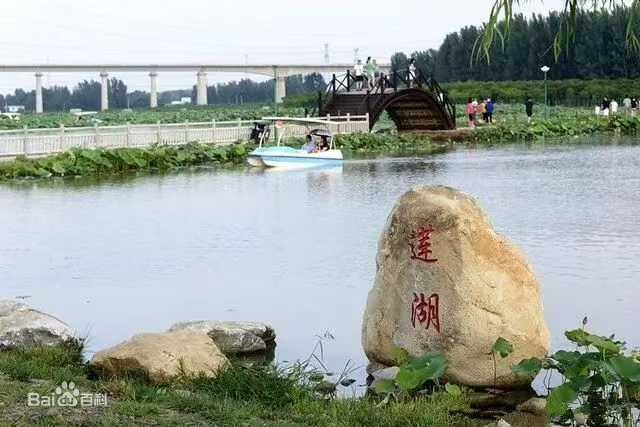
[2,142,640,378]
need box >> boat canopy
[256,116,338,149]
[309,128,332,138]
[261,117,335,126]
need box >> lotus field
[458,104,640,141]
[0,104,306,131]
[2,102,640,142]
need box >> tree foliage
[394,7,640,83]
[475,0,640,63]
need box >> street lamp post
[541,65,550,118]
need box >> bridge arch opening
[368,89,455,132]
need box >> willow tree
[475,0,640,63]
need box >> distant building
[6,105,25,113]
[169,97,192,106]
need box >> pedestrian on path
[467,98,476,128]
[525,97,534,122]
[485,98,494,124]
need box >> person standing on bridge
[354,59,364,91]
[373,59,381,90]
[408,59,417,88]
[365,57,376,90]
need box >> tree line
[391,7,640,83]
[0,73,326,112]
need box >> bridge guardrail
[0,115,369,159]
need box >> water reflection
[343,157,448,176]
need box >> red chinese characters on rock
[411,293,440,333]
[409,226,438,263]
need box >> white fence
[0,115,369,158]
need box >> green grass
[0,344,476,427]
[0,340,85,383]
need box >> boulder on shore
[89,331,229,384]
[0,300,76,350]
[168,321,276,357]
[361,185,550,389]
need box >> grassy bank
[0,343,475,427]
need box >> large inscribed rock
[362,185,550,389]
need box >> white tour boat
[247,117,344,169]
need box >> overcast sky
[1,0,566,93]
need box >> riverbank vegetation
[445,79,640,107]
[335,132,448,154]
[0,342,473,427]
[0,133,446,181]
[465,104,640,142]
[4,322,637,426]
[0,143,249,180]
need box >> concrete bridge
[0,63,391,113]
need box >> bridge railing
[317,71,351,115]
[0,115,369,159]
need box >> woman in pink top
[466,98,475,128]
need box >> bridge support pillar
[100,71,109,111]
[149,72,158,108]
[274,76,286,104]
[197,71,208,105]
[35,72,43,114]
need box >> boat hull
[248,147,343,169]
[247,155,266,167]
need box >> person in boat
[312,136,329,153]
[314,136,330,152]
[302,135,315,153]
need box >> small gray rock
[516,397,546,416]
[372,366,400,382]
[483,420,511,427]
[168,321,275,355]
[366,362,389,376]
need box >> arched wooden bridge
[317,69,456,131]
